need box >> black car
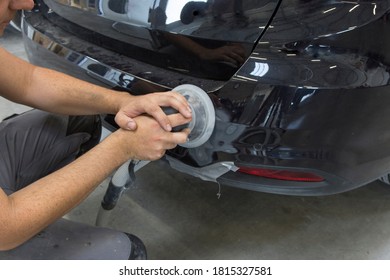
[21,0,390,195]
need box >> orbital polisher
[167,84,215,148]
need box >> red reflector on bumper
[238,167,324,182]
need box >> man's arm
[0,114,189,250]
[0,48,192,130]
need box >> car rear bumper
[22,8,390,196]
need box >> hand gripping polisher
[96,84,216,226]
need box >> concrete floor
[2,27,390,260]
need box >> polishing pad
[173,84,215,148]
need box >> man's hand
[114,91,192,131]
[110,113,190,161]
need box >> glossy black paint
[40,0,278,81]
[22,0,390,195]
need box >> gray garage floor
[2,27,390,260]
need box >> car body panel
[21,0,390,195]
[41,0,279,81]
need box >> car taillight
[238,167,324,182]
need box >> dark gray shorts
[0,110,142,260]
[0,109,101,194]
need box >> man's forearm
[0,130,130,250]
[0,48,128,116]
[0,48,192,132]
[25,66,129,116]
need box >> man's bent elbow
[0,235,24,251]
